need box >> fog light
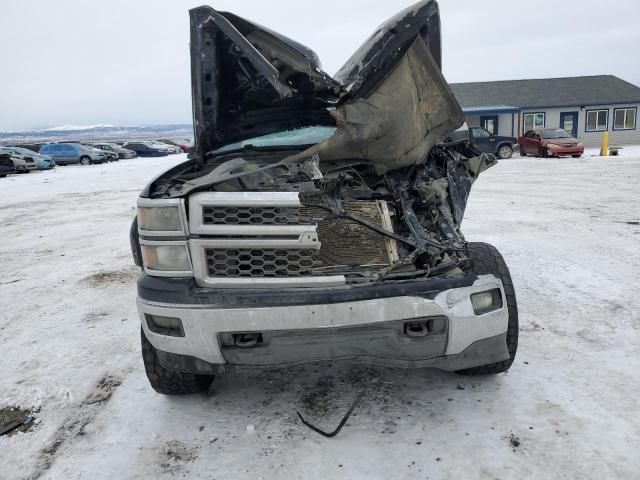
[145,314,184,337]
[470,289,503,315]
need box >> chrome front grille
[205,248,322,277]
[188,192,344,288]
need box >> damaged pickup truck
[131,0,518,395]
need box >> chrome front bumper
[138,274,509,370]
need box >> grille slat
[205,248,322,277]
[202,206,324,226]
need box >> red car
[518,128,584,158]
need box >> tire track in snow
[27,374,124,480]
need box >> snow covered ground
[1,150,639,479]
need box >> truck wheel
[141,328,214,395]
[456,242,519,375]
[538,147,548,158]
[80,156,91,166]
[519,147,526,157]
[497,145,513,159]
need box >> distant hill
[0,124,193,144]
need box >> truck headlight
[547,143,560,150]
[138,206,181,231]
[140,241,192,275]
[136,199,190,276]
[137,198,186,235]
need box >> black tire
[519,147,526,157]
[497,145,513,159]
[141,328,214,395]
[572,154,582,158]
[456,242,518,375]
[80,156,91,166]
[538,147,548,158]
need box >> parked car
[133,1,519,395]
[121,142,169,157]
[0,153,17,177]
[102,149,119,162]
[146,140,182,154]
[39,143,108,165]
[0,147,37,172]
[448,127,516,159]
[158,139,194,153]
[518,128,584,158]
[1,146,56,169]
[82,144,118,161]
[90,142,137,159]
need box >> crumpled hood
[190,0,464,172]
[284,36,463,172]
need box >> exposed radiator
[314,201,398,267]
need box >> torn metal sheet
[284,37,464,172]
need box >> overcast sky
[1,0,639,131]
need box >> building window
[586,109,608,132]
[480,115,499,135]
[523,112,545,132]
[613,107,637,131]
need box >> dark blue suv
[122,142,169,157]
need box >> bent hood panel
[334,0,442,98]
[190,6,340,160]
[284,36,464,172]
[190,0,463,171]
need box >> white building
[451,75,640,147]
